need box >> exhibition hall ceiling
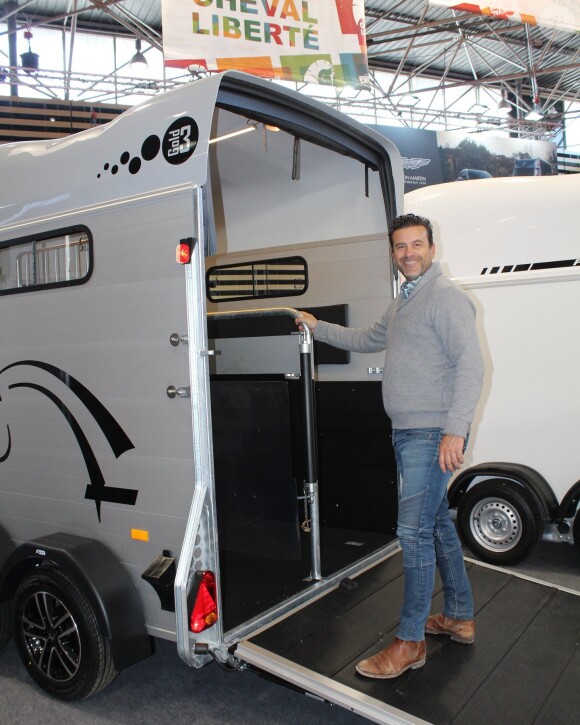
[1,0,579,134]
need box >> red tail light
[176,242,191,264]
[189,571,218,633]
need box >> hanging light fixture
[496,88,511,117]
[469,87,488,116]
[399,94,420,107]
[130,38,148,70]
[469,103,489,115]
[525,96,544,121]
[20,28,39,74]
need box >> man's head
[388,213,435,281]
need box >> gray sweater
[314,262,484,438]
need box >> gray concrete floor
[472,538,580,592]
[1,539,578,724]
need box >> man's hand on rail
[295,311,318,332]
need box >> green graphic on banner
[162,0,369,88]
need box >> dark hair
[388,213,433,248]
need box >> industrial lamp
[130,38,148,70]
[525,98,544,121]
[496,89,511,117]
[20,29,39,74]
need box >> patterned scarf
[400,275,422,301]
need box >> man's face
[391,225,435,281]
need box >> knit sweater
[313,262,484,438]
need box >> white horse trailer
[0,71,419,720]
[406,174,580,565]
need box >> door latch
[166,385,190,399]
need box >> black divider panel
[211,380,300,560]
[315,381,397,535]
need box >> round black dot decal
[104,163,110,170]
[120,151,130,165]
[162,117,198,165]
[111,165,119,175]
[129,157,142,174]
[142,135,161,161]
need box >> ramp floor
[245,553,580,724]
[221,526,395,631]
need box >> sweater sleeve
[432,287,485,437]
[314,308,390,353]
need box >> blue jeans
[393,428,474,642]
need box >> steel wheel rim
[21,589,81,682]
[469,496,523,552]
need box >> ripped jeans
[393,428,474,642]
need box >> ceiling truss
[0,0,578,145]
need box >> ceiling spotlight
[525,103,544,121]
[496,89,511,117]
[130,38,148,70]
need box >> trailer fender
[0,524,14,592]
[555,480,580,520]
[448,462,558,523]
[0,532,152,670]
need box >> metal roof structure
[1,0,579,142]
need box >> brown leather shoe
[425,613,475,644]
[356,637,426,679]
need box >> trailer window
[0,226,92,295]
[206,256,307,302]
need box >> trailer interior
[204,100,399,633]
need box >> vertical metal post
[299,325,321,581]
[6,2,18,97]
[206,307,323,581]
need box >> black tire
[572,512,580,553]
[458,480,543,565]
[13,567,118,700]
[0,598,13,649]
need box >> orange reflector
[131,529,149,541]
[189,571,218,633]
[176,243,191,264]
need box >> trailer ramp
[237,551,580,724]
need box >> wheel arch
[0,523,14,602]
[0,532,153,671]
[556,480,580,520]
[449,462,558,523]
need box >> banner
[162,0,369,87]
[370,125,443,193]
[430,1,579,33]
[437,130,557,181]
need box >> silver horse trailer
[0,71,410,719]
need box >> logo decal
[163,116,198,165]
[0,361,138,521]
[401,157,431,170]
[96,116,199,179]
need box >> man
[295,213,484,679]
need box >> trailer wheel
[13,567,118,700]
[573,513,580,552]
[458,480,542,565]
[0,599,12,649]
